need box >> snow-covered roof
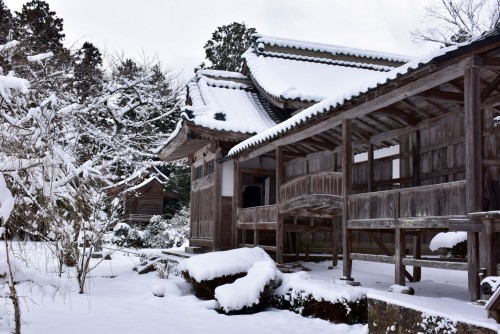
[253,34,414,64]
[228,28,500,158]
[243,34,412,104]
[183,75,277,133]
[157,70,283,160]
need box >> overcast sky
[5,0,438,80]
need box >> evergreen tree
[0,0,13,44]
[203,22,257,71]
[14,0,65,53]
[73,41,103,101]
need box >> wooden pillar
[395,227,405,285]
[481,219,496,276]
[332,216,339,267]
[275,147,284,264]
[464,65,482,301]
[189,163,196,242]
[232,160,242,249]
[412,131,421,187]
[342,119,353,279]
[468,231,480,301]
[213,152,222,251]
[412,232,422,282]
[393,192,405,285]
[367,143,373,192]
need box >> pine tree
[73,41,103,101]
[203,22,257,72]
[0,0,13,44]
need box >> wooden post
[412,232,422,282]
[276,147,284,264]
[481,219,496,276]
[332,216,339,267]
[367,143,373,192]
[464,65,482,301]
[395,228,406,285]
[468,231,480,301]
[342,119,353,279]
[393,192,405,285]
[189,163,196,242]
[232,161,242,249]
[412,131,421,187]
[213,152,222,251]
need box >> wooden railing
[237,205,277,224]
[348,180,467,221]
[280,172,343,204]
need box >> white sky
[4,0,439,81]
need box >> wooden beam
[481,74,500,101]
[402,258,468,271]
[240,167,276,176]
[367,144,373,192]
[481,56,500,69]
[372,108,419,127]
[412,233,422,282]
[415,90,463,104]
[394,193,405,286]
[237,222,277,230]
[482,93,500,109]
[332,216,339,267]
[236,56,473,162]
[275,147,284,264]
[342,119,353,279]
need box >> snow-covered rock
[429,232,467,251]
[151,284,166,297]
[179,247,275,299]
[215,260,281,314]
[389,284,414,295]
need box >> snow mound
[429,232,467,251]
[178,247,273,282]
[151,284,166,297]
[215,260,281,312]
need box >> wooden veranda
[229,30,500,301]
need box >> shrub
[143,207,189,249]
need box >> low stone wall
[368,296,497,334]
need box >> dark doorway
[243,185,262,208]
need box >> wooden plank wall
[191,182,215,240]
[285,150,340,182]
[237,205,277,223]
[400,114,466,188]
[220,196,233,250]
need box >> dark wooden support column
[412,131,421,187]
[412,233,422,282]
[232,161,242,249]
[342,119,353,279]
[275,147,284,264]
[367,143,373,192]
[464,65,482,301]
[189,163,196,242]
[393,192,405,285]
[213,152,222,250]
[332,216,339,267]
[481,219,496,276]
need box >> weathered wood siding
[352,156,394,193]
[348,180,466,220]
[400,114,465,188]
[190,175,215,240]
[237,205,277,223]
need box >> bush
[111,223,144,248]
[142,208,189,249]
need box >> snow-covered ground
[5,243,499,334]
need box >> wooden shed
[108,168,177,227]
